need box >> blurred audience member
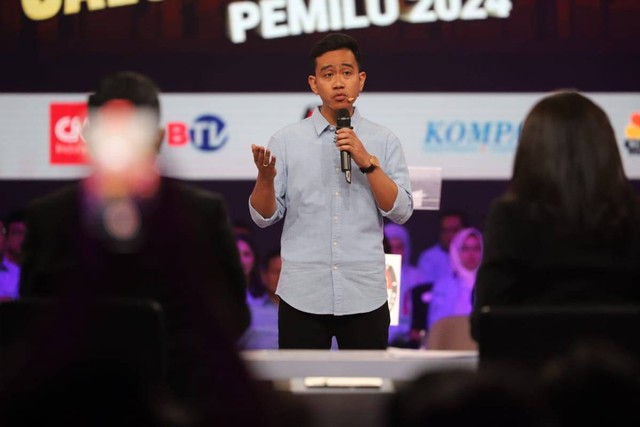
[262,249,282,300]
[16,71,260,423]
[540,341,640,427]
[232,219,253,238]
[428,227,483,329]
[0,218,4,254]
[401,211,466,346]
[239,249,281,350]
[387,367,551,427]
[471,90,640,340]
[237,233,267,301]
[384,223,426,346]
[1,361,197,427]
[3,209,26,266]
[0,218,14,301]
[384,223,423,287]
[417,210,466,284]
[0,209,26,301]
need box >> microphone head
[336,108,351,129]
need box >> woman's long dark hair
[508,91,638,241]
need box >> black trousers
[278,299,390,350]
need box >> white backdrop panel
[1,93,638,180]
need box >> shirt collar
[311,106,361,136]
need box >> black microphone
[336,108,352,184]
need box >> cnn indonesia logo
[50,104,228,165]
[50,103,89,165]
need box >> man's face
[86,102,161,174]
[84,102,164,201]
[440,215,463,251]
[5,221,26,263]
[388,237,405,257]
[308,48,366,119]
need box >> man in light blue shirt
[249,33,413,349]
[417,210,466,284]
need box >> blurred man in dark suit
[17,71,255,421]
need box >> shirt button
[333,241,337,246]
[335,192,339,196]
[333,265,338,270]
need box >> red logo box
[50,103,89,165]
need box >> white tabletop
[241,348,478,382]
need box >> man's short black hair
[88,71,160,120]
[263,248,281,270]
[439,209,467,227]
[309,33,362,73]
[4,208,26,228]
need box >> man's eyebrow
[319,63,355,72]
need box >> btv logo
[50,103,89,165]
[166,114,229,152]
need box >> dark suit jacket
[471,198,640,340]
[19,177,250,401]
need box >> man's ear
[154,128,165,152]
[308,75,319,95]
[80,119,97,157]
[260,270,268,285]
[359,71,367,92]
[80,118,92,144]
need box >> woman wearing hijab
[428,227,483,329]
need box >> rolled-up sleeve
[248,198,283,228]
[380,136,413,224]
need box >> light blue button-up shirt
[249,107,413,315]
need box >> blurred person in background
[386,367,551,427]
[417,210,466,284]
[428,227,483,329]
[236,233,267,303]
[540,341,640,427]
[0,209,26,301]
[16,71,264,424]
[384,223,426,347]
[239,249,282,350]
[402,211,466,345]
[0,218,13,301]
[471,90,640,341]
[3,209,26,266]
